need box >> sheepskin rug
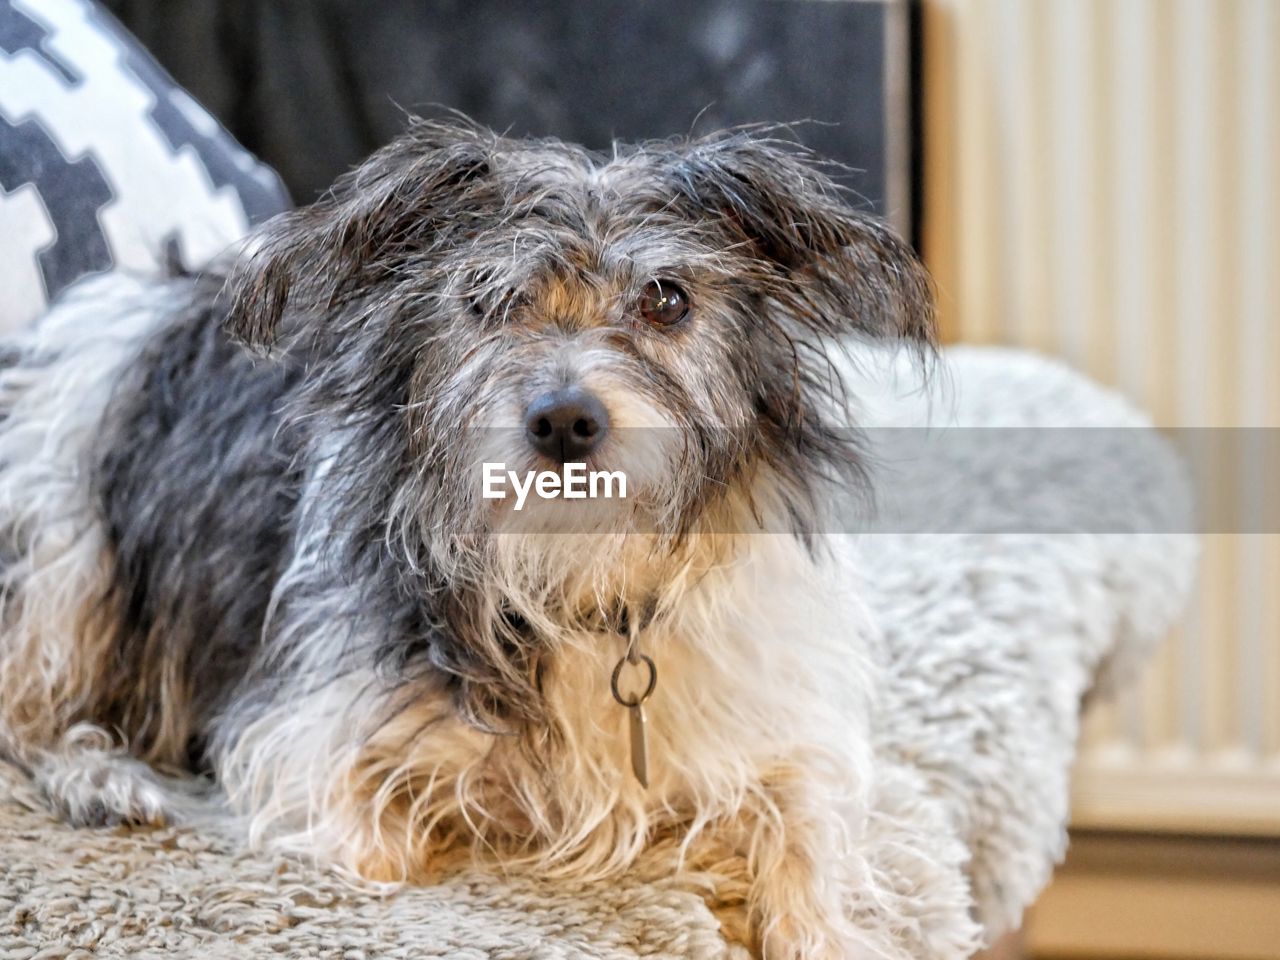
[0,346,1196,959]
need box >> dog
[0,119,933,958]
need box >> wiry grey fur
[0,119,938,958]
[220,118,933,734]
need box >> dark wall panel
[107,0,905,229]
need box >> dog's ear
[671,135,935,346]
[223,120,495,348]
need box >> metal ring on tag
[610,652,657,707]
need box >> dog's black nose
[524,387,609,462]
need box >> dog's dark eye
[637,280,689,327]
[471,287,521,320]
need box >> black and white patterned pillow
[0,0,290,334]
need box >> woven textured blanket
[0,344,1195,959]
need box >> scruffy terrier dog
[0,120,932,958]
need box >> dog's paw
[761,921,851,960]
[34,737,174,828]
[757,899,867,960]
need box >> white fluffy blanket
[0,346,1196,959]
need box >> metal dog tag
[610,650,657,789]
[629,703,649,788]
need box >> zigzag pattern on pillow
[0,0,289,334]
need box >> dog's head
[223,118,933,727]
[226,118,932,549]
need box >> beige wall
[920,0,1280,840]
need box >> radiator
[920,0,1280,835]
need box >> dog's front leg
[728,762,867,960]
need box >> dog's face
[222,119,933,727]
[225,119,931,557]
